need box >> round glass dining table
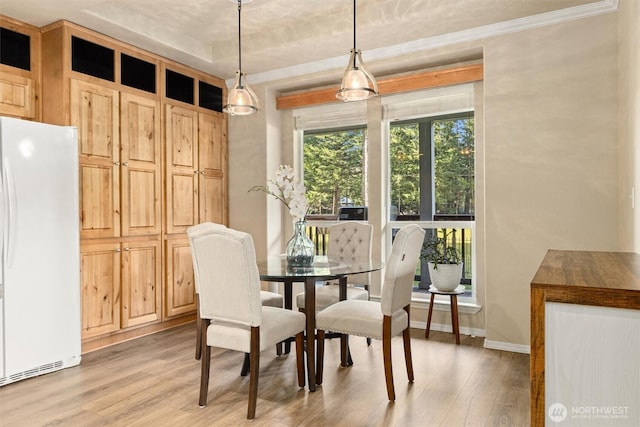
[257,255,383,391]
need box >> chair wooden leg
[403,306,414,382]
[316,329,325,385]
[195,317,202,360]
[340,334,351,367]
[195,294,202,360]
[402,327,414,382]
[296,331,305,387]
[240,353,250,377]
[247,327,260,419]
[382,316,395,401]
[198,337,211,407]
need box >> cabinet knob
[194,170,199,174]
[115,248,121,253]
[200,170,205,175]
[114,161,120,166]
[124,247,130,251]
[123,162,129,167]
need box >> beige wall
[483,13,619,346]
[229,9,624,349]
[619,0,640,252]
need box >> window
[303,126,367,215]
[388,112,475,297]
[295,83,477,303]
[390,113,474,221]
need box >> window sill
[370,295,482,315]
[411,296,482,315]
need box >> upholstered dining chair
[187,222,306,419]
[295,222,373,312]
[315,224,425,401]
[194,290,283,360]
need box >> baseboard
[483,339,530,354]
[410,320,485,338]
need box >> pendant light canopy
[223,0,260,116]
[336,0,378,102]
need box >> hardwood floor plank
[0,325,530,426]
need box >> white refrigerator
[0,117,81,386]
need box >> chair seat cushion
[296,285,369,311]
[260,290,283,308]
[316,300,408,340]
[208,306,305,353]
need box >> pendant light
[223,0,260,116]
[336,0,378,102]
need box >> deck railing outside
[304,220,475,299]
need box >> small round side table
[425,285,466,345]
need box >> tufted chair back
[327,222,373,286]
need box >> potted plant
[421,230,463,291]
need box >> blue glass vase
[286,220,315,267]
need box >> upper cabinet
[163,63,228,235]
[0,15,41,120]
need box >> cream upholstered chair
[316,224,425,401]
[295,222,373,312]
[194,291,283,360]
[187,223,306,419]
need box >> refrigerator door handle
[4,159,17,268]
[0,161,6,271]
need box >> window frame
[385,110,477,305]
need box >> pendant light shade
[336,0,378,102]
[224,0,259,116]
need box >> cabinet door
[198,113,226,225]
[121,239,162,328]
[0,71,35,119]
[80,242,121,339]
[165,105,198,234]
[165,238,196,317]
[120,93,162,236]
[71,79,120,239]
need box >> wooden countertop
[531,249,640,292]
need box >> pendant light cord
[237,0,243,85]
[352,0,357,68]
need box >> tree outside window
[390,113,474,220]
[303,127,366,215]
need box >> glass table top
[257,255,384,281]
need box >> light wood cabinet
[0,71,35,118]
[198,112,227,224]
[36,20,226,349]
[165,106,227,234]
[71,79,121,239]
[0,15,41,120]
[71,80,162,239]
[121,239,162,328]
[80,242,121,339]
[81,239,162,337]
[120,92,162,236]
[162,107,226,319]
[165,238,196,317]
[165,104,199,234]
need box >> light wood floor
[0,324,530,426]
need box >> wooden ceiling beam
[276,63,483,110]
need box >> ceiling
[1,0,610,88]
